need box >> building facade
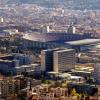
[0,78,20,98]
[93,63,100,83]
[41,49,54,71]
[41,48,75,72]
[53,49,75,72]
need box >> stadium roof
[22,33,67,42]
[22,32,90,43]
[65,39,100,46]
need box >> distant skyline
[1,0,100,10]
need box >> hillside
[1,0,100,10]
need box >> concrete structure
[16,63,40,75]
[66,39,100,51]
[53,49,75,72]
[67,26,76,34]
[71,70,91,77]
[66,39,100,46]
[47,72,71,80]
[0,54,36,75]
[0,17,4,23]
[14,53,34,65]
[93,63,100,83]
[23,33,93,43]
[41,49,56,71]
[0,31,10,37]
[27,85,69,100]
[0,78,20,98]
[0,53,34,66]
[0,59,19,74]
[41,25,50,33]
[41,48,75,72]
[22,33,93,51]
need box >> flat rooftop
[66,39,100,46]
[0,59,16,63]
[54,49,74,53]
[71,69,91,74]
[71,76,84,79]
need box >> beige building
[41,48,75,72]
[54,49,75,72]
[27,85,68,100]
[0,78,20,98]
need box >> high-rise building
[53,49,75,72]
[41,49,54,71]
[41,48,75,72]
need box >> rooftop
[22,32,91,43]
[23,33,64,42]
[71,76,84,79]
[54,49,74,53]
[71,69,91,74]
[66,39,100,46]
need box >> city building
[0,53,34,66]
[22,32,93,51]
[0,78,20,98]
[0,53,39,75]
[0,30,10,37]
[53,49,75,72]
[0,17,4,23]
[40,25,50,33]
[93,63,100,83]
[41,48,75,72]
[27,85,69,100]
[67,25,76,34]
[41,49,56,71]
[0,59,19,74]
[66,39,100,52]
[47,72,71,80]
[14,53,34,65]
[16,63,40,75]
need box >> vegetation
[42,79,51,84]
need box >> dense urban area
[0,0,100,100]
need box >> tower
[67,25,76,34]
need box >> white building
[53,49,75,72]
[0,17,4,23]
[16,63,40,75]
[67,26,76,34]
[41,48,75,72]
[41,25,50,33]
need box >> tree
[81,93,86,100]
[77,93,82,100]
[71,88,77,96]
[7,70,14,76]
[61,82,67,88]
[42,79,51,84]
[54,81,62,87]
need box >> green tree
[77,93,82,100]
[71,88,77,96]
[61,82,67,88]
